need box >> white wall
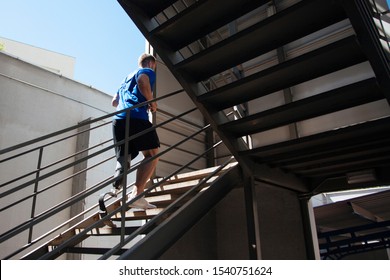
[0,36,75,78]
[0,51,116,259]
[154,56,209,176]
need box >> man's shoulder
[137,68,156,77]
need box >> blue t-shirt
[114,68,156,120]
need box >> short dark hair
[138,53,156,68]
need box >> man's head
[138,53,156,71]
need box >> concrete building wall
[0,51,115,259]
[154,56,208,177]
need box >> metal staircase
[119,0,390,193]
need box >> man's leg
[134,148,159,195]
[128,148,159,209]
[112,119,138,190]
[112,119,126,190]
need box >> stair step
[242,117,390,170]
[45,201,125,247]
[198,35,366,110]
[151,0,269,50]
[75,226,141,236]
[112,208,165,221]
[174,0,347,82]
[149,178,213,196]
[144,193,182,207]
[154,162,237,185]
[47,211,106,246]
[219,78,384,137]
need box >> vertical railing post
[243,176,261,260]
[120,108,131,244]
[28,147,43,243]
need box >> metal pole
[120,108,131,244]
[243,176,261,259]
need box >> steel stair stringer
[117,164,243,260]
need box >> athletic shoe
[128,191,156,209]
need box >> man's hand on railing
[149,101,157,113]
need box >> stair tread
[154,162,237,184]
[145,193,180,203]
[149,178,212,196]
[112,208,165,220]
[219,78,383,137]
[174,0,347,82]
[198,36,366,110]
[75,226,141,236]
[151,0,269,50]
[241,117,390,160]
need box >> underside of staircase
[118,0,390,194]
[114,0,390,259]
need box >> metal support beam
[243,176,261,259]
[299,197,320,259]
[340,0,390,104]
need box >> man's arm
[111,93,119,107]
[137,73,157,112]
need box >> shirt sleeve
[137,68,156,87]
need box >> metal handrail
[0,87,228,259]
[9,122,214,260]
[0,89,185,156]
[0,90,187,200]
[39,129,222,260]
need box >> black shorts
[112,118,160,160]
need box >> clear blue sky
[0,0,146,95]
